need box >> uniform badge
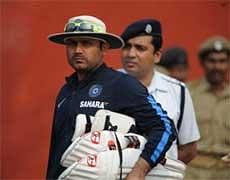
[145,24,152,33]
[214,41,223,51]
[89,84,103,98]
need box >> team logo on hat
[145,24,152,33]
[89,84,103,97]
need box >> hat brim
[48,32,124,49]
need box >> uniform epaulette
[158,72,185,87]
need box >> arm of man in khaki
[178,87,200,164]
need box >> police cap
[121,19,162,42]
[198,36,230,60]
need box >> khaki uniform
[185,78,230,180]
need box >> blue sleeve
[118,76,177,168]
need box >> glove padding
[120,148,186,179]
[58,150,120,180]
[72,110,136,141]
[61,131,134,167]
[59,130,186,179]
[59,148,186,180]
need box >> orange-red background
[1,0,229,179]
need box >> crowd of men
[46,15,230,180]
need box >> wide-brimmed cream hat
[48,15,124,49]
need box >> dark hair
[152,35,162,52]
[159,47,188,68]
[136,33,162,52]
[99,41,104,49]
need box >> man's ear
[101,42,110,51]
[101,42,109,56]
[154,50,162,64]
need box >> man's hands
[125,157,151,180]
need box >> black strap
[104,116,122,179]
[177,85,185,131]
[114,132,123,180]
[104,115,118,131]
[85,115,92,133]
[177,85,185,146]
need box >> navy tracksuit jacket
[46,63,177,179]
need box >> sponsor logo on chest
[80,100,105,109]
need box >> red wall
[1,0,229,179]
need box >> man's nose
[212,60,225,70]
[75,44,83,53]
[128,47,136,57]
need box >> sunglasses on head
[64,20,103,33]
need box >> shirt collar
[198,77,230,98]
[196,77,210,92]
[224,84,230,97]
[119,69,168,93]
[147,71,168,94]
